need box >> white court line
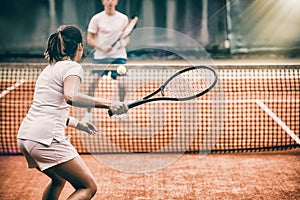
[0,79,26,99]
[169,99,300,103]
[209,99,299,103]
[256,100,300,145]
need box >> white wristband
[68,117,79,128]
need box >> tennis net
[0,63,299,154]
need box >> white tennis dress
[17,60,83,145]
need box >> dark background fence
[0,0,300,58]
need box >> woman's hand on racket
[76,121,98,134]
[108,101,128,116]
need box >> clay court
[1,151,299,199]
[1,59,299,199]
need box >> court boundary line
[256,100,300,145]
[0,79,25,99]
[200,99,299,103]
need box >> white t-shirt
[17,60,84,145]
[88,11,129,59]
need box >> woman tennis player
[17,25,128,199]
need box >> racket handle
[108,102,136,117]
[111,39,119,48]
[108,110,113,116]
[127,101,144,109]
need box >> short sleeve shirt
[88,11,129,59]
[17,60,84,145]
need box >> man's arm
[87,32,112,52]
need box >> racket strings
[164,68,215,98]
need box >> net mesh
[0,64,299,154]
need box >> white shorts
[18,136,79,171]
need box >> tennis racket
[108,65,218,116]
[111,16,139,47]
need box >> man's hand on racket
[116,38,128,49]
[96,45,112,53]
[108,101,128,115]
[76,121,98,135]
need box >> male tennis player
[17,25,128,199]
[87,0,129,64]
[83,0,129,122]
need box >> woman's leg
[40,168,66,200]
[43,156,97,200]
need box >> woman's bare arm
[64,75,128,115]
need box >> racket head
[121,16,139,39]
[111,16,138,47]
[125,65,218,110]
[161,65,218,101]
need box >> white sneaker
[82,112,92,123]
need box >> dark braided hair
[44,25,83,64]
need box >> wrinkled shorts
[93,58,126,64]
[17,136,79,171]
[92,58,127,80]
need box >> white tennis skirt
[18,136,79,171]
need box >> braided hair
[44,25,83,64]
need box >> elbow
[87,35,93,47]
[64,93,76,105]
[87,32,98,48]
[66,99,73,106]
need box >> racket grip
[108,101,142,117]
[111,39,119,48]
[108,110,114,116]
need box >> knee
[75,180,97,198]
[51,178,66,188]
[81,179,97,198]
[89,180,97,197]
